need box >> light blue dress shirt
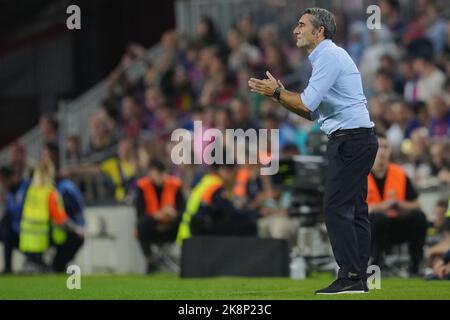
[300,39,374,135]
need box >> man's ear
[319,26,325,38]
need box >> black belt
[328,127,374,139]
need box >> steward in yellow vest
[20,163,84,272]
[176,164,259,246]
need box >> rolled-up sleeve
[300,50,341,112]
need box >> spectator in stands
[135,159,184,273]
[65,135,82,166]
[426,96,450,137]
[404,101,429,138]
[423,2,447,57]
[359,28,400,90]
[410,38,446,102]
[9,143,34,179]
[230,96,259,131]
[39,114,59,145]
[226,28,261,72]
[368,96,389,133]
[0,166,30,273]
[257,23,279,49]
[196,16,224,49]
[372,68,400,100]
[99,137,138,202]
[430,142,450,178]
[444,78,450,106]
[385,99,413,155]
[234,14,258,46]
[399,55,419,102]
[86,112,117,158]
[120,95,143,139]
[262,44,292,80]
[403,128,432,185]
[368,134,428,276]
[378,0,405,43]
[64,137,138,203]
[161,64,195,114]
[346,21,367,65]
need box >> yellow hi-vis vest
[446,197,450,218]
[20,185,54,253]
[176,174,223,246]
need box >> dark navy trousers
[324,130,378,280]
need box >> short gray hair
[301,8,336,39]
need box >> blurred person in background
[385,99,414,157]
[426,95,450,137]
[359,28,400,90]
[230,96,260,131]
[371,68,400,100]
[9,143,34,179]
[65,135,82,166]
[402,127,432,186]
[196,16,224,49]
[404,101,429,138]
[368,96,389,133]
[177,163,260,246]
[346,21,367,65]
[135,159,184,274]
[425,200,450,270]
[262,44,292,80]
[368,134,428,276]
[410,38,446,102]
[19,160,83,273]
[378,0,405,43]
[42,143,85,272]
[96,137,138,202]
[64,137,138,203]
[86,111,117,158]
[429,141,450,180]
[234,14,258,46]
[38,114,59,145]
[0,166,30,274]
[226,28,262,73]
[399,55,419,103]
[120,95,143,139]
[422,1,447,57]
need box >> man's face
[374,137,391,168]
[149,168,164,186]
[293,14,317,49]
[218,167,235,186]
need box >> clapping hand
[248,71,285,101]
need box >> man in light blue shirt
[249,7,378,294]
[301,38,374,135]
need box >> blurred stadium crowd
[0,0,449,279]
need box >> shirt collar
[308,39,333,62]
